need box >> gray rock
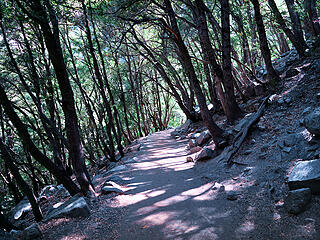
[196,130,211,146]
[188,139,197,148]
[190,146,202,154]
[105,175,129,185]
[283,147,292,153]
[44,195,90,222]
[288,159,320,193]
[303,107,312,115]
[304,108,320,136]
[39,185,59,198]
[11,198,31,220]
[101,186,124,195]
[227,191,240,201]
[22,223,41,240]
[102,181,125,194]
[190,133,201,139]
[195,147,218,162]
[284,188,311,215]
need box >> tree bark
[268,0,306,57]
[0,138,43,221]
[251,0,280,84]
[0,82,80,195]
[164,0,224,146]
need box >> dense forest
[0,0,319,234]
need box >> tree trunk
[284,0,308,49]
[0,139,43,222]
[251,0,280,84]
[164,0,224,146]
[268,0,306,57]
[0,82,80,195]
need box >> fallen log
[215,96,269,165]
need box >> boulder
[101,186,124,195]
[44,195,90,222]
[196,130,211,146]
[195,147,218,162]
[11,198,31,220]
[304,108,320,136]
[284,188,312,215]
[101,181,125,194]
[22,223,41,240]
[105,175,129,185]
[189,146,202,154]
[288,159,320,193]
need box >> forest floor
[36,51,320,239]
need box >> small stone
[303,107,312,115]
[260,144,269,152]
[284,97,292,104]
[284,188,311,215]
[194,147,218,162]
[243,150,253,155]
[23,223,41,240]
[196,130,211,146]
[259,153,267,159]
[227,191,240,201]
[189,146,203,154]
[186,157,194,162]
[283,147,292,153]
[219,186,225,192]
[188,139,197,148]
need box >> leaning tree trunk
[194,0,242,123]
[251,0,280,85]
[164,0,225,146]
[284,0,308,49]
[24,0,91,194]
[268,0,306,57]
[0,83,80,195]
[0,139,43,222]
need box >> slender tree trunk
[0,82,80,195]
[0,139,43,221]
[251,0,280,84]
[164,0,224,146]
[268,0,306,57]
[193,0,241,122]
[284,0,308,49]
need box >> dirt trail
[113,130,252,240]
